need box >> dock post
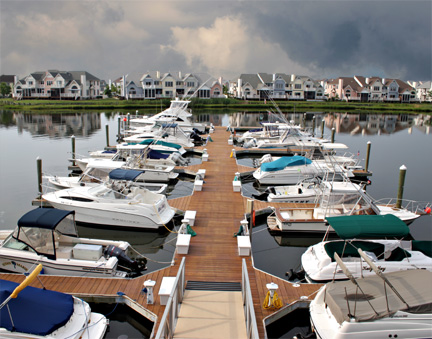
[127,112,130,129]
[105,124,109,148]
[365,141,372,172]
[71,135,76,166]
[302,113,306,130]
[37,157,42,199]
[321,119,325,139]
[312,116,316,137]
[331,128,335,143]
[117,116,121,141]
[396,165,407,209]
[247,199,254,242]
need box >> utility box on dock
[184,210,197,226]
[73,244,102,261]
[233,180,241,192]
[237,236,251,256]
[176,234,191,254]
[159,277,176,306]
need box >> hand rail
[154,257,186,339]
[242,259,259,339]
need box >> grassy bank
[1,97,431,114]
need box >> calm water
[0,110,431,282]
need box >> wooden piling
[105,124,110,148]
[396,165,407,209]
[331,128,335,143]
[37,157,42,198]
[71,135,76,166]
[312,116,316,137]
[365,141,372,172]
[117,116,121,142]
[321,119,325,139]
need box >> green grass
[1,97,431,114]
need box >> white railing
[242,259,259,339]
[154,257,186,339]
[373,198,432,215]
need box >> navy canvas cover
[0,279,74,336]
[147,149,170,159]
[109,168,144,181]
[17,208,74,230]
[261,156,312,172]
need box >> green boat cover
[137,139,182,149]
[412,240,432,258]
[326,215,410,239]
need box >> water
[0,109,431,335]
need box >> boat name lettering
[363,266,386,272]
[2,261,28,271]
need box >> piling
[105,124,110,148]
[365,141,372,172]
[117,116,121,141]
[127,113,130,129]
[321,120,325,139]
[37,157,42,198]
[247,199,254,242]
[331,128,335,143]
[71,135,76,166]
[312,116,316,137]
[302,113,306,130]
[396,165,407,209]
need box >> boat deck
[0,126,322,338]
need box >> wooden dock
[0,126,322,338]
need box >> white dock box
[73,244,103,261]
[194,180,203,191]
[237,236,251,256]
[159,277,176,306]
[184,210,197,226]
[176,234,191,254]
[233,180,241,192]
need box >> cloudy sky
[1,0,431,82]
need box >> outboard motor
[104,245,147,276]
[259,154,273,164]
[243,138,256,149]
[170,152,188,166]
[190,130,204,145]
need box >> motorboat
[47,167,168,195]
[253,155,354,185]
[129,97,207,132]
[42,183,176,229]
[0,208,147,278]
[0,266,108,338]
[254,178,364,203]
[266,183,421,233]
[309,266,432,338]
[76,142,188,171]
[301,215,432,283]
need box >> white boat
[47,167,168,195]
[0,266,108,338]
[267,182,421,233]
[0,208,147,278]
[76,142,188,171]
[301,215,432,283]
[309,268,432,338]
[253,155,354,185]
[129,97,207,132]
[42,184,175,229]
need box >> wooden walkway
[0,126,321,338]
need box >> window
[390,87,397,92]
[276,83,284,89]
[47,81,53,86]
[40,81,44,85]
[373,86,380,91]
[176,81,183,86]
[154,81,160,86]
[145,81,152,86]
[28,81,33,86]
[165,81,173,87]
[295,84,301,89]
[187,81,195,87]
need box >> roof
[17,208,74,230]
[323,270,432,324]
[0,279,74,336]
[261,156,312,172]
[326,215,410,239]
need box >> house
[410,81,432,102]
[13,70,102,99]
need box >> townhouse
[323,76,417,103]
[408,81,432,102]
[230,73,325,100]
[113,71,224,100]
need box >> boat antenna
[334,252,379,317]
[357,248,410,308]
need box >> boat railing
[373,198,432,214]
[242,258,260,339]
[154,256,186,339]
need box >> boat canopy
[18,208,74,230]
[109,168,145,181]
[161,123,178,128]
[261,156,312,172]
[0,279,74,336]
[326,215,410,239]
[147,149,170,160]
[137,139,182,150]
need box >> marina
[0,110,431,338]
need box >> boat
[254,178,364,203]
[266,182,421,233]
[309,266,432,338]
[42,182,176,229]
[301,215,432,283]
[252,155,354,185]
[129,97,207,132]
[0,208,147,277]
[0,265,108,338]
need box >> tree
[104,85,112,98]
[0,83,11,97]
[427,90,432,102]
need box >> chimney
[81,74,87,97]
[273,73,276,82]
[291,74,296,82]
[178,71,182,79]
[365,77,370,85]
[382,78,386,85]
[156,71,160,79]
[238,78,243,98]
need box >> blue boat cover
[147,149,170,159]
[17,208,74,230]
[260,156,312,172]
[109,168,144,181]
[161,123,178,128]
[137,139,182,150]
[0,279,74,336]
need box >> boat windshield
[2,233,36,253]
[14,227,55,257]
